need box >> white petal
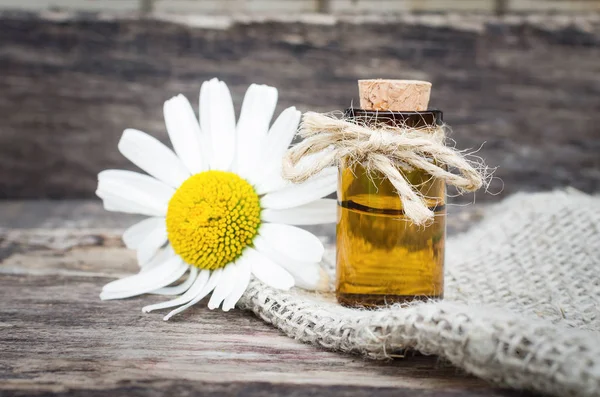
[100,196,159,216]
[289,262,326,291]
[207,263,237,310]
[253,235,327,291]
[118,128,190,188]
[163,268,223,320]
[256,106,300,179]
[254,145,330,195]
[136,224,168,265]
[234,84,278,183]
[152,266,198,296]
[101,263,188,301]
[164,94,207,173]
[98,170,175,202]
[141,245,176,271]
[246,247,294,290]
[265,107,301,159]
[122,217,165,250]
[258,223,324,263]
[102,254,182,293]
[254,171,289,195]
[200,78,236,171]
[97,170,174,216]
[260,167,337,210]
[222,257,252,311]
[262,199,337,225]
[142,269,210,312]
[100,257,187,299]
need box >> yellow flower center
[166,170,261,270]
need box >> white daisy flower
[97,78,336,319]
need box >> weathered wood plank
[0,201,532,396]
[0,381,541,397]
[0,13,598,200]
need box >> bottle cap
[358,79,431,111]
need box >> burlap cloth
[238,189,600,397]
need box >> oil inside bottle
[336,160,446,307]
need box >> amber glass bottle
[336,109,446,307]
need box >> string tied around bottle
[282,112,489,225]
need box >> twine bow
[282,112,486,225]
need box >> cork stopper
[358,79,431,111]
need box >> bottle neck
[344,108,443,129]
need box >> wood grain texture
[0,13,598,200]
[0,201,534,397]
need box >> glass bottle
[336,108,446,307]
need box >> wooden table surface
[0,201,538,397]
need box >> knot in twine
[282,112,488,225]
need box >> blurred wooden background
[0,1,598,200]
[1,0,600,14]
